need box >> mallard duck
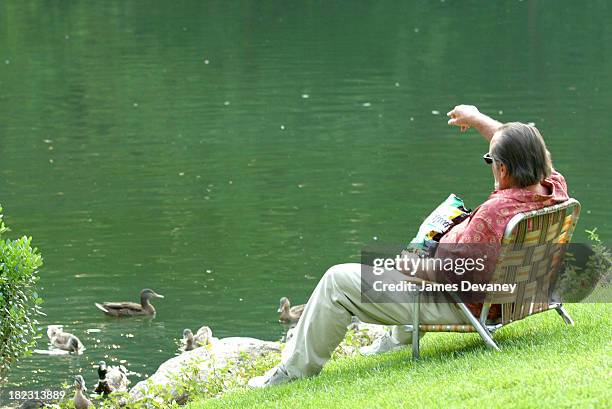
[95,289,164,317]
[278,297,305,323]
[181,326,213,351]
[73,375,92,409]
[94,360,129,395]
[47,325,85,354]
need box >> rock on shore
[129,322,389,404]
[130,337,281,404]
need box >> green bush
[0,205,43,378]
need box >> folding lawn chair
[405,198,581,358]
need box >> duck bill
[155,293,165,299]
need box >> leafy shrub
[0,205,43,378]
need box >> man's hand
[447,104,481,132]
[396,250,433,281]
[447,104,502,142]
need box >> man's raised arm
[447,105,502,142]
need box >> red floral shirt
[438,169,569,319]
[441,169,569,246]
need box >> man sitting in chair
[248,104,570,388]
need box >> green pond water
[1,0,610,396]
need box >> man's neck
[524,181,549,195]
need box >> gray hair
[491,122,552,188]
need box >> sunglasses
[483,152,494,165]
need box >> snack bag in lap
[408,194,471,256]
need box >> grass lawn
[187,303,611,409]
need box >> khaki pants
[281,263,466,378]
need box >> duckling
[47,325,85,354]
[95,289,164,317]
[73,375,92,409]
[181,326,213,351]
[278,297,305,323]
[182,329,196,352]
[94,360,129,395]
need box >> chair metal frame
[405,198,581,359]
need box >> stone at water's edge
[129,323,389,404]
[129,337,281,403]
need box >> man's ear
[499,163,515,186]
[498,162,508,178]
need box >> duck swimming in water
[278,297,305,323]
[95,289,164,317]
[181,326,213,352]
[94,360,130,395]
[47,325,85,354]
[73,375,92,409]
